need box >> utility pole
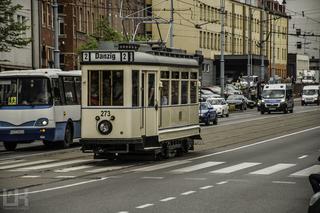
[272,20,276,83]
[260,0,265,82]
[220,0,225,96]
[169,0,174,48]
[53,0,60,69]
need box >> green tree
[78,36,98,52]
[0,0,31,52]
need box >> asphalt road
[0,104,319,212]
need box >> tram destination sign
[82,51,134,63]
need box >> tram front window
[89,70,124,106]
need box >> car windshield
[262,90,285,99]
[303,90,317,95]
[0,77,52,106]
[303,76,314,80]
[227,95,242,100]
[200,103,208,110]
[208,99,223,105]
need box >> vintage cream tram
[80,44,201,159]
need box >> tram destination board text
[82,51,134,63]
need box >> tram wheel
[3,142,17,151]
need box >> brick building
[40,0,145,70]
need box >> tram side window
[132,70,139,107]
[171,81,179,105]
[190,81,197,103]
[161,80,169,105]
[63,76,77,105]
[102,71,111,106]
[181,81,188,104]
[89,71,100,106]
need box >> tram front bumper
[80,138,144,154]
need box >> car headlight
[98,120,112,135]
[280,99,285,103]
[35,118,49,126]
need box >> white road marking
[216,181,228,185]
[160,197,176,202]
[0,159,25,165]
[298,155,308,159]
[170,161,225,173]
[272,181,296,184]
[9,159,93,172]
[184,177,207,181]
[181,191,196,195]
[191,126,320,160]
[0,160,55,170]
[55,176,76,179]
[136,204,154,209]
[21,175,40,178]
[85,166,127,173]
[290,165,320,177]
[118,211,129,213]
[141,176,164,180]
[200,185,214,190]
[54,165,93,173]
[0,177,109,197]
[250,163,296,175]
[132,160,190,172]
[210,162,261,174]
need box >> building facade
[0,0,40,71]
[39,0,145,71]
[149,0,289,86]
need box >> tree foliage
[0,0,31,52]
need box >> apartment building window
[42,2,46,26]
[92,13,94,34]
[225,10,228,27]
[59,18,65,35]
[277,48,280,59]
[200,4,203,21]
[204,5,207,21]
[203,31,206,49]
[199,31,202,48]
[278,26,280,38]
[47,3,51,28]
[79,8,83,32]
[87,11,89,33]
[207,32,210,49]
[214,33,218,50]
[218,34,221,50]
[58,5,64,14]
[211,33,214,49]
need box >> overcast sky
[285,0,320,58]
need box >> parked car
[244,97,256,109]
[206,98,229,117]
[257,99,261,111]
[199,102,218,125]
[225,84,242,97]
[200,89,221,101]
[202,86,222,96]
[226,94,247,111]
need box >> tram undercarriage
[81,137,196,160]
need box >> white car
[206,98,229,117]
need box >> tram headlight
[98,120,112,135]
[35,118,49,126]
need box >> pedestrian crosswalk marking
[9,159,94,172]
[171,161,225,173]
[210,162,261,174]
[290,165,320,177]
[132,160,190,172]
[86,166,128,173]
[0,160,55,170]
[0,159,26,166]
[54,165,93,173]
[250,163,296,175]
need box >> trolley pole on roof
[53,0,60,69]
[169,0,174,48]
[220,0,225,96]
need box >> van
[260,84,294,114]
[302,85,320,106]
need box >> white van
[302,85,320,106]
[260,84,294,114]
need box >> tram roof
[80,50,200,68]
[0,69,81,78]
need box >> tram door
[142,71,158,137]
